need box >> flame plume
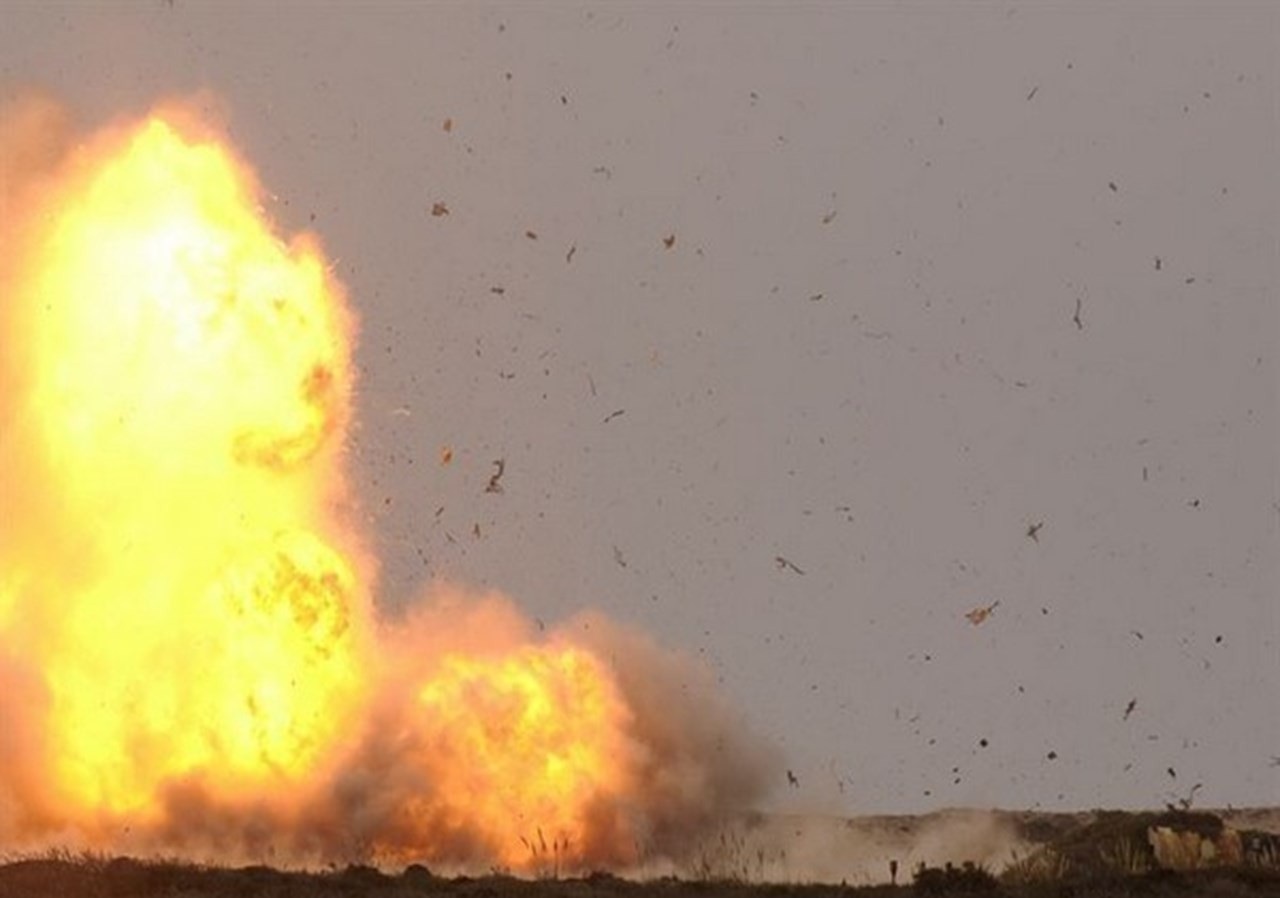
[0,97,770,872]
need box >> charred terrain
[3,808,1278,898]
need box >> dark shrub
[913,860,999,894]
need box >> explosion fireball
[0,97,769,871]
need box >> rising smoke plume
[0,94,775,872]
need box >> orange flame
[0,100,765,871]
[412,644,638,868]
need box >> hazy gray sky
[3,1,1276,815]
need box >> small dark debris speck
[485,459,506,494]
[775,555,805,575]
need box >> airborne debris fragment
[662,234,675,249]
[566,244,576,263]
[431,202,449,217]
[964,600,1000,626]
[1073,297,1084,330]
[485,458,506,493]
[786,769,800,788]
[603,409,625,424]
[1026,84,1040,101]
[1026,521,1044,542]
[525,230,538,240]
[439,447,453,465]
[1124,698,1137,720]
[612,545,627,568]
[1176,782,1203,810]
[775,555,805,575]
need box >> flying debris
[662,234,676,249]
[612,545,627,568]
[1026,521,1044,542]
[431,201,449,217]
[965,600,1000,626]
[485,458,506,493]
[1124,698,1137,720]
[775,555,805,575]
[603,409,625,424]
[1176,783,1203,810]
[787,769,800,788]
[1073,297,1084,330]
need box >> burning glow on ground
[0,98,767,871]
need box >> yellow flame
[8,116,365,818]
